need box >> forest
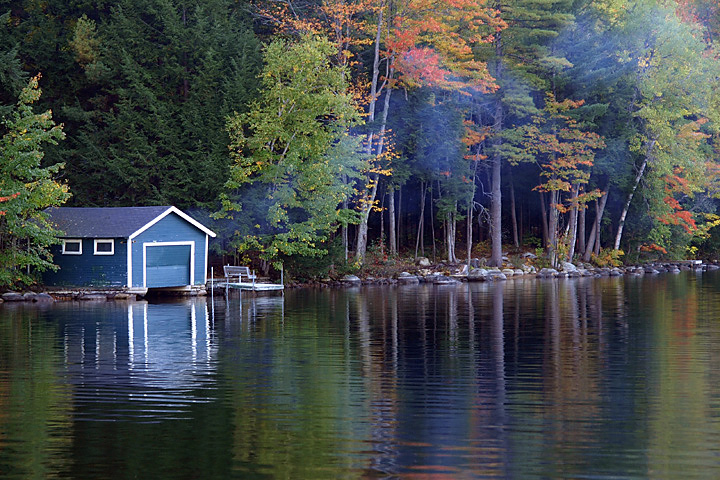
[2,0,720,286]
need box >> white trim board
[142,241,195,288]
[129,206,216,240]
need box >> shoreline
[2,260,718,304]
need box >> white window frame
[62,239,83,255]
[94,239,115,256]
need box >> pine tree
[479,0,576,266]
[60,0,262,209]
[0,75,69,288]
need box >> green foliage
[591,248,624,268]
[0,75,69,288]
[3,0,262,210]
[221,35,365,266]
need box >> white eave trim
[128,206,216,240]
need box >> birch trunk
[567,185,580,261]
[415,182,427,259]
[614,140,655,250]
[355,5,392,262]
[510,174,519,248]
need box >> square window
[94,239,114,255]
[62,239,82,255]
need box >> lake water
[2,272,720,478]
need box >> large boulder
[2,292,24,302]
[34,293,55,302]
[467,268,488,281]
[433,275,458,285]
[341,275,362,286]
[397,272,420,285]
[416,257,432,267]
[537,268,558,278]
[487,271,507,281]
[560,261,578,272]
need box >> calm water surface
[3,272,720,478]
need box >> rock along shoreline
[2,260,718,304]
[327,259,719,288]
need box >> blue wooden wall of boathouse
[44,238,128,287]
[130,212,208,288]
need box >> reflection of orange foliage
[673,298,697,341]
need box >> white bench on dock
[223,265,257,286]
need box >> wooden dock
[221,281,284,292]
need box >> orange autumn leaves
[253,0,506,95]
[388,0,505,91]
[527,95,605,213]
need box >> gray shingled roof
[45,206,173,238]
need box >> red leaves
[640,243,668,254]
[658,194,696,233]
[388,0,505,92]
[0,192,20,217]
[394,47,449,87]
[0,193,20,202]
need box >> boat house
[43,206,216,293]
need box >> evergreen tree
[478,0,576,266]
[0,74,69,288]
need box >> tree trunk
[415,181,427,259]
[510,173,519,249]
[397,185,402,254]
[614,140,654,250]
[379,187,385,256]
[356,85,393,261]
[446,203,458,263]
[466,201,473,268]
[342,173,349,260]
[578,202,586,258]
[431,183,437,262]
[567,184,580,261]
[490,115,503,266]
[388,187,396,256]
[489,34,504,268]
[355,5,389,262]
[583,183,610,262]
[539,191,549,247]
[547,188,560,267]
[614,157,648,251]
